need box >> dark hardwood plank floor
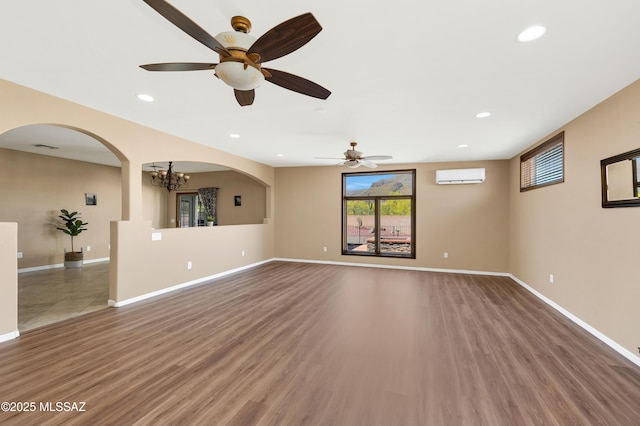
[0,261,639,425]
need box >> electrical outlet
[17,252,23,259]
[443,252,448,259]
[187,261,192,270]
[241,250,245,257]
[323,246,327,252]
[549,274,554,284]
[86,246,91,252]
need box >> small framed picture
[85,193,97,206]
[234,195,242,206]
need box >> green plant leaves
[57,209,88,252]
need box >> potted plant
[206,215,215,226]
[56,209,88,268]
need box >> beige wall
[509,79,640,355]
[0,223,17,337]
[142,171,168,230]
[0,148,121,268]
[275,160,510,272]
[111,221,273,302]
[0,78,275,335]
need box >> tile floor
[18,261,109,332]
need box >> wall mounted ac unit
[435,168,485,184]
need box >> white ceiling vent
[436,168,485,185]
[33,143,59,150]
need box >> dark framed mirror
[601,147,640,208]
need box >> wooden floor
[1,261,639,425]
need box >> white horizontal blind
[521,132,564,191]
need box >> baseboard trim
[0,330,20,343]
[84,257,110,265]
[19,263,64,273]
[509,274,640,368]
[18,257,109,274]
[113,259,273,307]
[273,257,511,277]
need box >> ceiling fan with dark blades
[316,142,393,168]
[139,0,331,106]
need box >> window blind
[521,132,564,191]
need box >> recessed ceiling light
[137,93,154,102]
[517,25,547,42]
[458,144,469,148]
[276,153,284,157]
[229,133,240,139]
[476,111,491,118]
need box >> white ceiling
[0,124,228,173]
[1,0,640,169]
[0,125,121,167]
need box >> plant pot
[207,221,214,227]
[64,251,83,268]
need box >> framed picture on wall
[234,195,242,206]
[85,193,97,206]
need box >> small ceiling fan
[139,0,331,106]
[317,142,393,168]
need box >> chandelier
[149,162,190,192]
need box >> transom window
[342,170,416,258]
[521,131,564,191]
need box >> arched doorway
[0,124,123,331]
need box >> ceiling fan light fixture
[213,29,264,90]
[215,30,256,50]
[139,4,330,105]
[318,141,391,168]
[215,62,265,91]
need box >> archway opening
[142,161,268,229]
[0,124,123,331]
